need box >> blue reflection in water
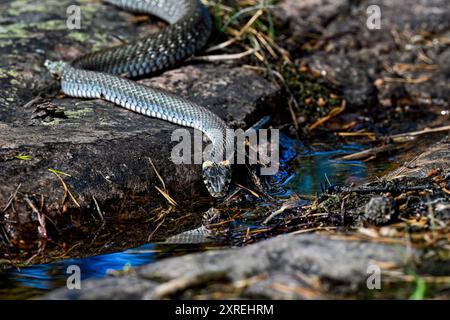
[289,142,371,195]
[0,134,393,299]
[268,135,379,197]
[1,244,157,296]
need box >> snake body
[45,0,233,198]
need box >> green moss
[0,19,66,40]
[67,31,89,43]
[65,107,93,118]
[279,63,343,121]
[0,24,30,39]
[32,20,67,31]
[10,78,20,86]
[8,2,48,16]
[91,33,110,51]
[0,69,16,78]
[42,118,62,126]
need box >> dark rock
[43,233,415,299]
[364,196,397,225]
[0,1,280,247]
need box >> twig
[151,271,227,299]
[308,100,346,131]
[390,125,450,142]
[24,196,47,240]
[23,96,44,109]
[147,216,166,242]
[148,157,166,191]
[92,196,104,221]
[2,183,21,213]
[50,171,80,208]
[193,48,257,62]
[350,185,432,193]
[340,144,398,161]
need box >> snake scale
[45,0,233,198]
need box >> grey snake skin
[45,0,233,198]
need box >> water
[0,243,222,299]
[268,134,395,197]
[0,134,397,299]
[288,142,394,195]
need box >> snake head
[202,160,231,198]
[44,60,69,77]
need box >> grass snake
[45,0,233,198]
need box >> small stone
[364,196,397,225]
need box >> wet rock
[0,0,280,247]
[364,196,397,225]
[43,233,414,299]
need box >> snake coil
[45,0,233,198]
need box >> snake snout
[44,60,69,77]
[202,160,231,198]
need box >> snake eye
[202,160,231,198]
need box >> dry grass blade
[270,282,322,299]
[148,157,166,191]
[155,186,178,207]
[339,144,398,161]
[390,125,450,142]
[152,271,227,299]
[308,100,346,130]
[336,131,377,138]
[92,196,104,221]
[194,48,257,61]
[49,170,80,208]
[235,9,264,37]
[24,196,47,240]
[149,157,177,206]
[2,183,21,213]
[235,182,260,198]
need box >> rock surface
[43,233,414,299]
[275,0,450,121]
[0,0,280,246]
[42,136,450,300]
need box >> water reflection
[290,143,374,195]
[0,243,220,299]
[0,134,396,299]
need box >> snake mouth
[202,160,231,198]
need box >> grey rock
[273,0,350,35]
[364,196,397,225]
[306,53,376,108]
[0,0,280,244]
[43,233,414,299]
[276,0,450,110]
